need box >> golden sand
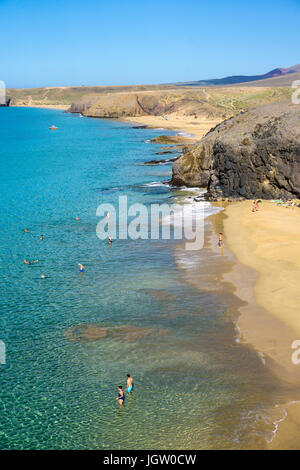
[123,114,221,141]
[12,104,69,110]
[223,200,300,449]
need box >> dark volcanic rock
[172,141,212,187]
[144,157,178,165]
[172,102,300,199]
[0,97,14,107]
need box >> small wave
[176,131,195,138]
[142,181,171,188]
[267,400,300,444]
[234,324,241,343]
[258,351,266,366]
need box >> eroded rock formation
[172,102,300,199]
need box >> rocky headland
[172,101,300,200]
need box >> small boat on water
[49,125,58,130]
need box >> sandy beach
[223,200,300,448]
[12,104,69,110]
[123,114,221,141]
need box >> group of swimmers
[24,220,113,277]
[117,374,134,405]
[23,230,46,277]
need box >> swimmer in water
[78,263,84,272]
[24,228,30,233]
[24,259,39,264]
[126,373,134,393]
[40,234,44,241]
[117,386,124,405]
[41,273,46,279]
[76,217,79,221]
[218,233,224,248]
[108,236,112,245]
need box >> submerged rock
[172,101,300,199]
[65,324,107,342]
[65,323,167,343]
[150,135,191,145]
[143,157,178,165]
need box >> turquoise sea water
[0,108,284,449]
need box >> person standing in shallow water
[126,374,134,393]
[218,233,224,248]
[117,386,124,405]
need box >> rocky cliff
[0,97,14,106]
[172,101,300,200]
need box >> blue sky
[1,0,299,88]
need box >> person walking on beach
[252,200,259,212]
[218,233,224,248]
[117,386,125,405]
[126,373,134,393]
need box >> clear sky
[1,0,299,88]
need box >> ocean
[0,107,284,449]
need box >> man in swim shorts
[126,373,134,393]
[78,263,84,272]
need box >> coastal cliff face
[0,97,14,106]
[172,102,300,200]
[69,90,224,119]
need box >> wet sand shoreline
[223,200,300,449]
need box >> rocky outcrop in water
[65,324,167,343]
[172,101,300,199]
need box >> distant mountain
[177,64,300,87]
